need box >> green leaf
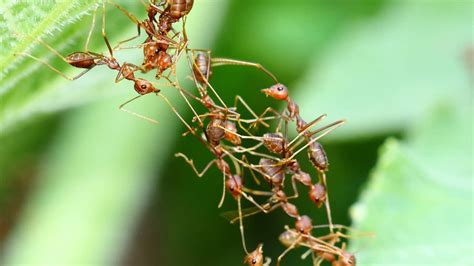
[292,1,471,140]
[0,0,151,132]
[349,102,473,264]
[0,1,230,264]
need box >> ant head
[134,78,160,95]
[66,52,96,69]
[295,215,313,235]
[226,175,242,199]
[261,83,288,101]
[309,183,327,208]
[244,243,264,266]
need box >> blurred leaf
[0,0,229,264]
[292,0,471,140]
[349,102,472,264]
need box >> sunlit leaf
[349,102,472,264]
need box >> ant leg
[242,187,273,197]
[101,0,114,57]
[289,120,346,160]
[139,0,147,8]
[220,150,277,183]
[166,40,188,81]
[287,176,300,200]
[298,114,327,133]
[241,154,260,185]
[277,235,301,266]
[286,115,323,147]
[263,257,272,266]
[237,197,249,254]
[172,80,204,129]
[119,95,159,124]
[181,15,189,45]
[217,170,227,208]
[115,62,141,82]
[239,191,270,214]
[218,125,264,142]
[226,203,280,225]
[312,253,323,266]
[113,24,142,50]
[174,153,217,178]
[319,172,334,233]
[109,0,141,25]
[300,248,313,260]
[239,148,281,161]
[158,93,210,149]
[238,106,283,128]
[228,142,264,154]
[15,52,91,80]
[234,95,270,128]
[85,4,99,52]
[160,77,204,131]
[211,58,278,83]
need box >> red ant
[261,83,347,232]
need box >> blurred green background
[0,0,472,265]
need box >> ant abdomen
[259,158,285,185]
[169,0,194,20]
[66,52,96,68]
[308,140,329,172]
[193,51,211,83]
[262,133,287,155]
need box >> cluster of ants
[18,1,363,265]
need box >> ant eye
[252,259,257,264]
[141,84,147,89]
[277,86,283,91]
